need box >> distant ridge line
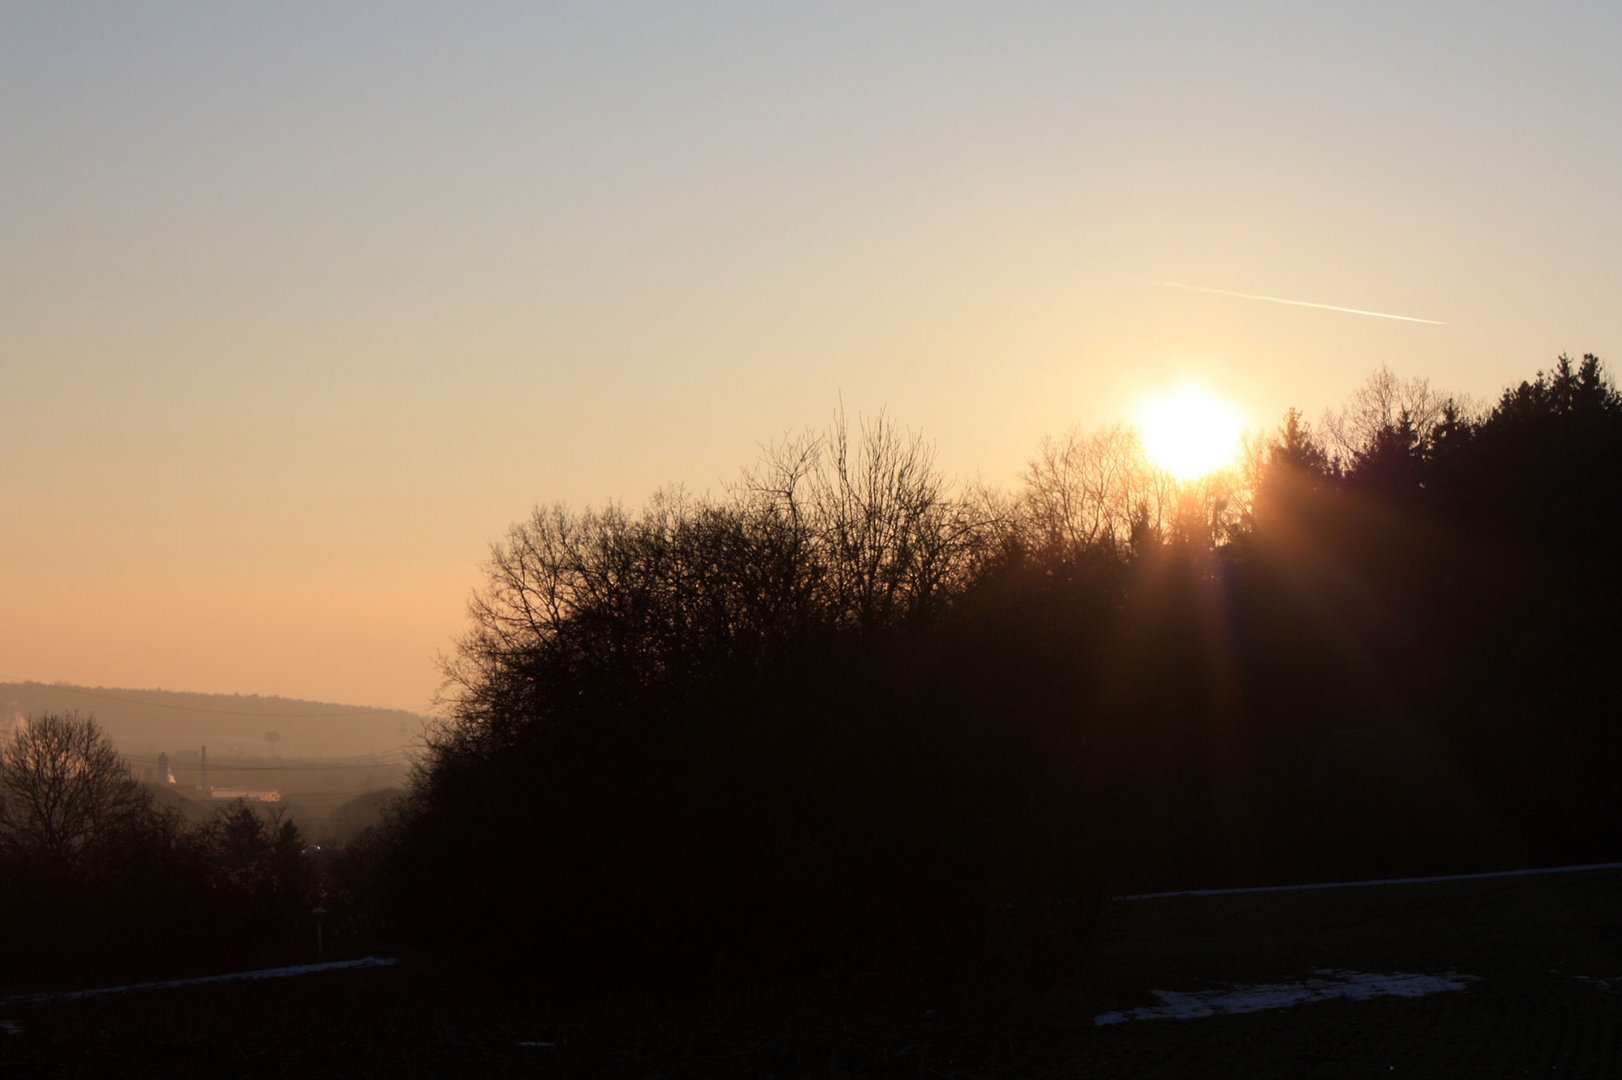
[1,680,415,719]
[1113,861,1622,902]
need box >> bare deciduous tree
[436,407,994,749]
[0,712,150,866]
[747,407,990,631]
[1020,424,1180,556]
[1322,365,1468,464]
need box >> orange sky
[5,3,1619,711]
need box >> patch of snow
[0,956,400,1008]
[1113,861,1622,902]
[1574,975,1622,993]
[1093,969,1478,1026]
[0,1019,21,1036]
[517,1041,558,1048]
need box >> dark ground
[3,867,1620,1078]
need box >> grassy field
[3,867,1620,1077]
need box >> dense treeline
[9,356,1618,992]
[380,355,1622,984]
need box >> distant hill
[0,681,433,761]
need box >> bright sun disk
[1136,386,1244,481]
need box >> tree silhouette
[1323,364,1451,466]
[380,357,1622,987]
[0,712,151,867]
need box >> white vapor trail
[1151,280,1446,325]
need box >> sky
[4,2,1620,712]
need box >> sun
[1135,386,1244,481]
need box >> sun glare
[1136,386,1244,481]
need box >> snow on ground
[1093,969,1478,1026]
[0,956,399,1009]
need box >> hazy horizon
[1,679,426,763]
[6,2,1619,710]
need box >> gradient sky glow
[5,2,1620,710]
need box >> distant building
[206,787,282,803]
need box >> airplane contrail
[1150,280,1446,325]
